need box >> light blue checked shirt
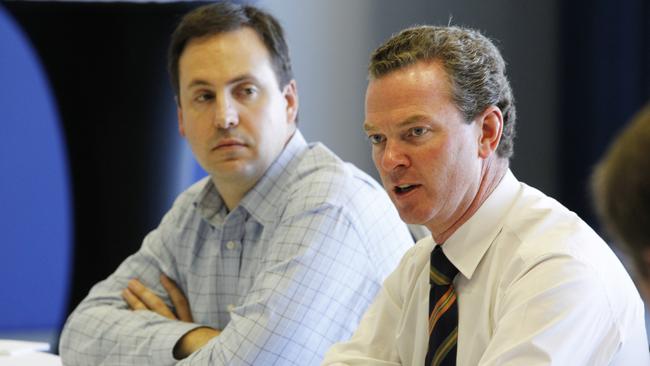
[59,131,413,365]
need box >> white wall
[258,0,558,195]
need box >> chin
[396,208,434,226]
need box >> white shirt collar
[443,169,521,280]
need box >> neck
[213,128,297,211]
[213,178,256,212]
[431,157,508,244]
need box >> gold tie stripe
[425,245,459,366]
[428,286,457,333]
[431,327,458,366]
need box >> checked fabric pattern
[425,245,460,366]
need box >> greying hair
[369,25,516,159]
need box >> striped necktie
[425,245,459,366]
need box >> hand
[122,275,220,359]
[173,327,221,360]
[122,274,193,322]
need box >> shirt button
[226,241,236,250]
[227,304,235,312]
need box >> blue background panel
[0,5,72,330]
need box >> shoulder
[494,182,642,321]
[159,176,211,226]
[174,176,211,204]
[284,142,394,216]
[280,142,413,258]
[501,182,608,261]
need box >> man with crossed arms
[59,3,412,365]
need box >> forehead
[178,27,275,86]
[364,61,456,128]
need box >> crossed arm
[121,274,219,360]
[59,201,392,365]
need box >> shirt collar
[239,130,308,225]
[193,131,308,227]
[442,169,521,280]
[193,178,227,226]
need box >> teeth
[395,184,415,193]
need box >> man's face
[177,27,297,189]
[364,61,484,234]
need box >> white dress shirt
[323,170,649,365]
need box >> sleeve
[320,247,417,366]
[58,209,203,366]
[176,204,382,365]
[477,254,629,365]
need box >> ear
[176,97,186,137]
[282,79,299,124]
[476,105,503,159]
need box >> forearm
[174,327,221,360]
[174,314,278,365]
[59,233,197,365]
[60,299,200,366]
[177,256,382,365]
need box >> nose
[377,140,409,172]
[214,95,239,130]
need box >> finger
[160,274,193,322]
[127,278,177,320]
[122,288,147,311]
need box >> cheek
[184,110,208,131]
[186,123,207,142]
[371,148,381,166]
[416,142,444,169]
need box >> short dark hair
[168,1,293,98]
[592,102,650,278]
[369,26,516,159]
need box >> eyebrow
[187,79,212,89]
[364,114,431,132]
[186,74,260,90]
[363,122,376,132]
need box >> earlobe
[478,106,503,159]
[177,106,186,137]
[283,80,299,124]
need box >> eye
[367,134,386,145]
[194,92,214,103]
[235,84,259,99]
[409,127,428,137]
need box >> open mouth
[394,184,418,195]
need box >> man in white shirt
[322,25,649,365]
